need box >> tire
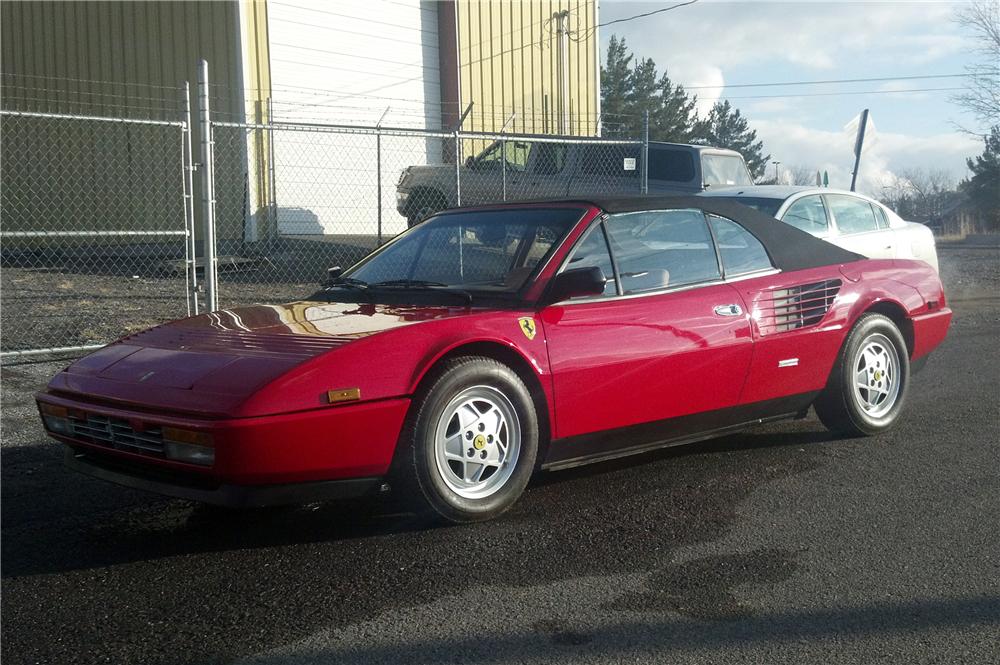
[395,356,538,523]
[814,313,910,437]
[406,191,447,228]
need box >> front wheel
[814,313,910,437]
[397,356,538,523]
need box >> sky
[598,0,986,194]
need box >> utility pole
[554,10,570,135]
[772,160,781,183]
[850,108,870,192]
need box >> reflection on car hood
[50,301,482,415]
[122,301,477,355]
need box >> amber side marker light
[162,426,215,466]
[327,388,361,404]
[39,402,72,436]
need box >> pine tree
[600,36,633,137]
[961,125,1000,228]
[698,101,771,180]
[600,37,702,142]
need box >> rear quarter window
[648,148,695,183]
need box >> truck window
[648,148,695,183]
[701,154,752,187]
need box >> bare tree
[784,164,817,186]
[877,167,958,222]
[953,1,1000,129]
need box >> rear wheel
[397,356,538,523]
[815,313,910,436]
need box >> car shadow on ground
[2,423,839,580]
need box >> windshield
[716,196,783,217]
[701,154,753,187]
[344,208,583,294]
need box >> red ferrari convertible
[37,197,951,522]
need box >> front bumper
[65,449,385,507]
[37,392,411,502]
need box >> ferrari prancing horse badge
[518,317,537,340]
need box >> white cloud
[602,1,967,81]
[753,118,979,195]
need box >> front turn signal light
[162,427,215,466]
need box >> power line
[685,73,967,90]
[721,86,964,100]
[569,0,700,42]
[596,0,701,30]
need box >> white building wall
[266,0,442,236]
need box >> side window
[532,143,568,175]
[579,144,641,178]
[873,204,890,229]
[563,224,617,297]
[708,215,773,276]
[502,141,530,172]
[648,148,695,183]
[781,195,830,235]
[604,209,721,293]
[828,195,879,234]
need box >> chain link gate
[0,107,198,359]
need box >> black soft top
[588,195,864,273]
[458,195,859,273]
[446,195,864,272]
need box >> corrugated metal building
[1,0,599,238]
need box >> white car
[699,186,939,272]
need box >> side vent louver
[757,279,841,335]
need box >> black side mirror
[465,156,476,168]
[545,266,608,304]
[325,266,343,285]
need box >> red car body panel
[540,281,753,440]
[36,201,952,504]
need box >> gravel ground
[1,244,998,664]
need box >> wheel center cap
[473,434,486,450]
[874,370,883,381]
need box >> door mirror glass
[325,266,343,284]
[546,267,608,304]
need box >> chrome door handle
[714,304,743,316]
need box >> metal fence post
[641,110,649,194]
[267,97,278,241]
[500,112,515,202]
[180,81,199,315]
[376,106,390,245]
[454,130,462,206]
[197,59,219,312]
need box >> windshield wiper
[370,279,473,305]
[370,279,448,287]
[325,276,369,289]
[318,276,372,300]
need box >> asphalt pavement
[2,245,998,665]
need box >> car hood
[48,301,480,416]
[399,164,454,186]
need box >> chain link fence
[206,118,646,309]
[0,110,196,358]
[0,74,648,359]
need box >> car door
[514,142,573,200]
[461,141,529,204]
[539,208,754,445]
[825,194,895,259]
